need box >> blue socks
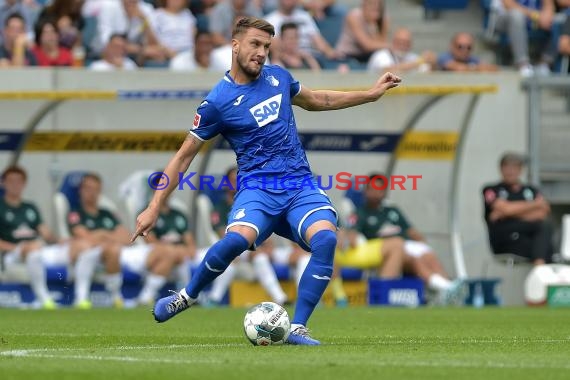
[292,230,336,326]
[185,232,249,299]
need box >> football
[243,302,291,346]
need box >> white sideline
[2,341,570,369]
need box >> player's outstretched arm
[293,72,401,111]
[130,134,203,242]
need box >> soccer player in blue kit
[132,16,401,345]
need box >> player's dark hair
[367,172,387,189]
[1,165,27,182]
[34,19,59,46]
[500,152,526,167]
[232,16,275,38]
[280,22,298,35]
[109,33,127,43]
[81,172,102,186]
[5,12,25,27]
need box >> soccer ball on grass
[243,302,290,346]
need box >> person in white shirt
[92,0,165,64]
[264,0,337,64]
[209,0,261,48]
[89,33,137,71]
[367,27,435,73]
[170,30,215,71]
[151,0,196,59]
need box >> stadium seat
[196,193,223,247]
[560,56,569,74]
[424,0,469,20]
[118,169,158,232]
[315,12,346,48]
[81,16,100,64]
[560,214,570,262]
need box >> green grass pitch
[1,306,569,380]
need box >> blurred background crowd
[0,0,569,75]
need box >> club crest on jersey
[266,75,279,87]
[249,94,282,127]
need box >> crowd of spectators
[0,0,568,74]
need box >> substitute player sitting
[69,173,178,307]
[0,165,101,309]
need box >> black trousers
[489,220,554,263]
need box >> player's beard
[237,51,264,80]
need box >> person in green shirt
[67,173,179,307]
[143,191,197,290]
[0,165,101,309]
[347,173,465,304]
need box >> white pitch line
[2,349,570,370]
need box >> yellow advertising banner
[395,131,458,160]
[24,131,187,152]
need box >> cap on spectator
[500,152,527,166]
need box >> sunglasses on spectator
[455,44,472,51]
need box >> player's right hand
[130,207,159,243]
[371,72,401,100]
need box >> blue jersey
[189,65,312,191]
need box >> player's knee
[385,236,405,251]
[310,229,337,264]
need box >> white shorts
[120,244,153,274]
[2,243,70,267]
[41,244,71,266]
[271,246,294,266]
[404,240,433,258]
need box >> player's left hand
[370,72,401,100]
[130,207,159,243]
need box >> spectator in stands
[367,27,435,73]
[334,0,389,65]
[491,0,555,76]
[277,22,320,70]
[150,0,196,63]
[92,0,164,65]
[301,0,345,20]
[482,153,554,265]
[558,14,570,64]
[0,13,36,66]
[68,172,179,307]
[264,0,337,66]
[209,0,261,48]
[32,20,73,66]
[0,166,102,309]
[189,0,217,17]
[0,0,39,40]
[207,166,289,306]
[169,30,215,70]
[344,174,465,304]
[438,32,498,72]
[36,0,85,50]
[89,33,137,71]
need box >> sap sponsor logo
[388,288,420,307]
[250,94,282,127]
